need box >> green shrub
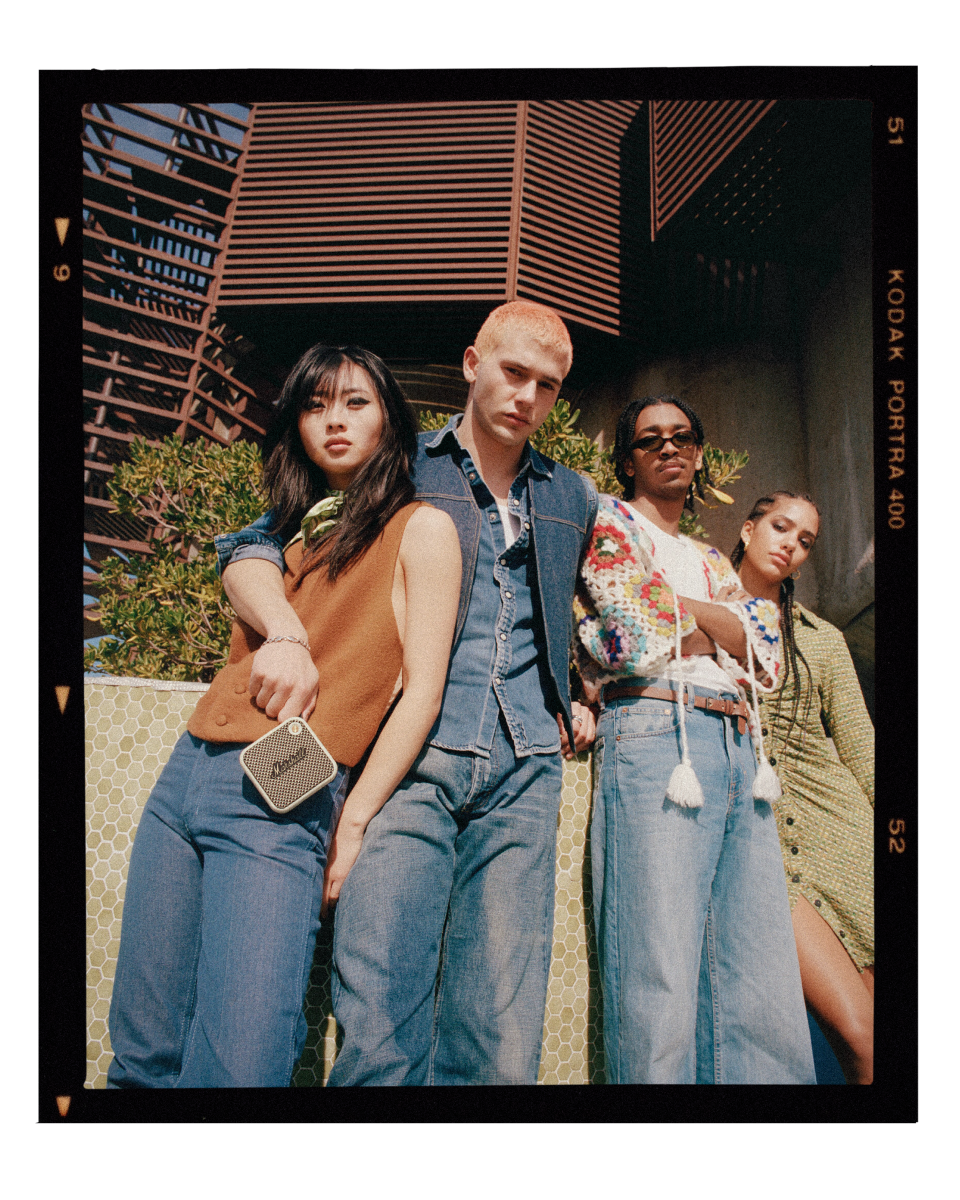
[84,436,267,682]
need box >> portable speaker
[240,717,338,815]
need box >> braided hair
[612,394,712,513]
[731,490,821,749]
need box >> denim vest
[415,420,598,746]
[428,435,558,756]
[215,417,598,748]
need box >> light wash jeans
[106,733,346,1088]
[592,683,815,1084]
[327,716,563,1086]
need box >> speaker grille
[240,719,338,814]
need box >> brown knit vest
[188,502,423,765]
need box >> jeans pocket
[612,712,683,818]
[615,701,679,740]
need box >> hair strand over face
[261,343,419,584]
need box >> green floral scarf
[283,490,345,552]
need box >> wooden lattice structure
[82,102,272,590]
[81,96,801,639]
[217,100,643,336]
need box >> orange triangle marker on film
[55,686,70,714]
[55,218,69,246]
[56,1095,71,1117]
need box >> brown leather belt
[602,683,748,735]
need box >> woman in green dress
[732,491,874,1084]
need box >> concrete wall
[797,186,874,632]
[575,185,873,644]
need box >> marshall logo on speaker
[270,745,308,778]
[239,716,339,816]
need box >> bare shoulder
[403,502,458,543]
[400,503,460,563]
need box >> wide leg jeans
[592,688,815,1084]
[106,733,346,1088]
[327,716,563,1086]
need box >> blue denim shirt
[428,430,559,756]
[215,415,598,748]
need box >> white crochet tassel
[736,609,782,803]
[667,757,706,808]
[666,591,704,809]
[752,758,782,802]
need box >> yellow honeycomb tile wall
[85,678,603,1087]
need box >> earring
[790,569,801,580]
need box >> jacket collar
[793,602,823,629]
[424,413,553,480]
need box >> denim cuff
[214,531,287,577]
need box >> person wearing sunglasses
[573,394,814,1084]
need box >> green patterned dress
[758,603,874,971]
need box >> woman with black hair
[107,344,461,1088]
[733,491,874,1084]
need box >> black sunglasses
[630,429,700,453]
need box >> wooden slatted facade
[82,102,272,635]
[219,99,643,336]
[220,101,518,305]
[649,99,777,239]
[516,100,641,333]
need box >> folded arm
[575,499,780,695]
[676,596,747,658]
[574,500,697,683]
[697,554,782,691]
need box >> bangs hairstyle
[613,394,711,512]
[473,300,573,376]
[262,343,419,584]
[730,490,822,750]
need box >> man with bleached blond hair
[217,301,598,1084]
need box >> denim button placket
[431,450,558,756]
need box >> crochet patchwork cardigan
[574,496,782,709]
